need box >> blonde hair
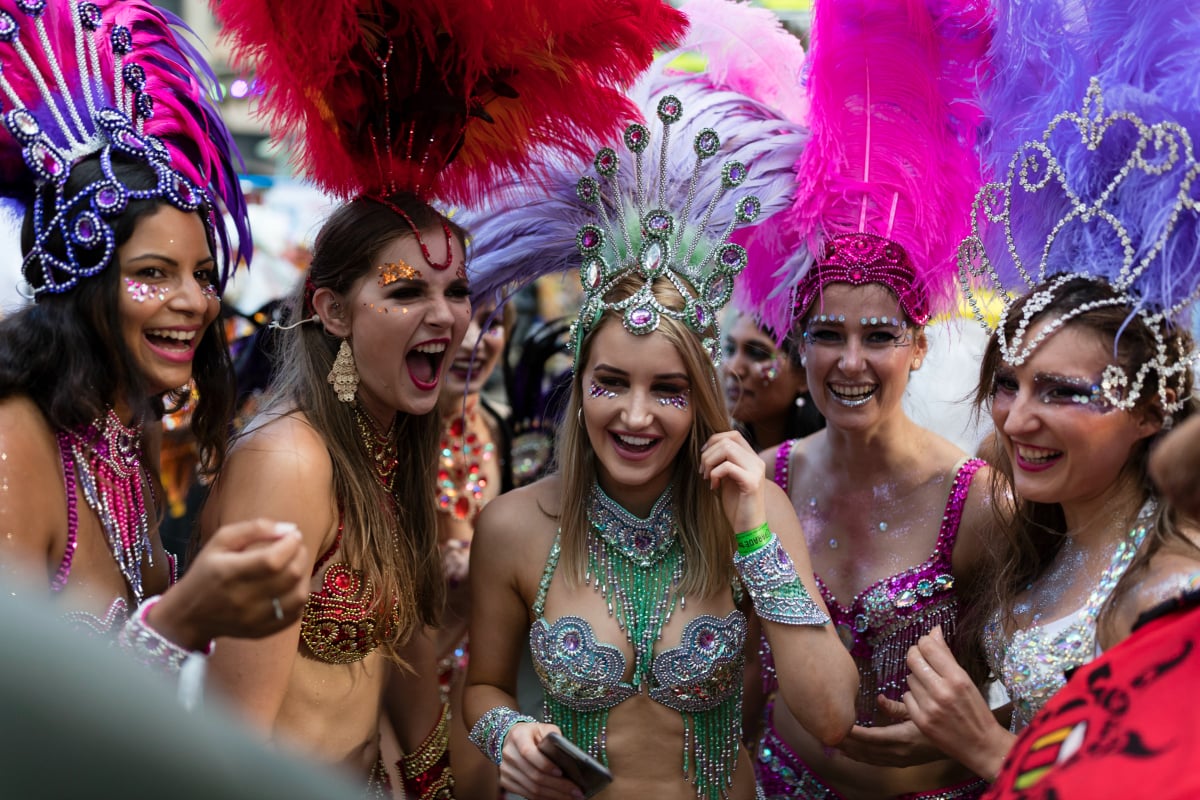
[555,274,735,599]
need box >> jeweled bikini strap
[772,439,796,493]
[50,431,80,592]
[532,533,563,618]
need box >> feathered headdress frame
[0,0,250,298]
[461,0,811,367]
[958,0,1200,415]
[214,0,688,206]
[739,0,991,336]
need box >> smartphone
[537,731,614,798]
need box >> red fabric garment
[984,590,1200,800]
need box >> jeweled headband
[571,95,761,366]
[957,0,1200,416]
[0,0,250,298]
[792,233,929,325]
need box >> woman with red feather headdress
[198,0,686,795]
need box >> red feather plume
[212,0,687,204]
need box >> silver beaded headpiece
[959,79,1200,414]
[570,95,762,367]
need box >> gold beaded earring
[328,339,359,403]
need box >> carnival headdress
[0,0,250,297]
[214,0,687,206]
[958,0,1200,414]
[738,0,991,334]
[462,0,811,367]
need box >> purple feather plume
[972,0,1200,319]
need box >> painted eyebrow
[592,363,689,382]
[126,253,214,267]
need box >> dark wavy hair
[0,154,234,474]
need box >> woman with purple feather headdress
[894,0,1200,788]
[0,0,310,681]
[739,0,1003,798]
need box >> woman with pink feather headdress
[739,0,1000,797]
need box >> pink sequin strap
[933,458,986,559]
[773,439,796,493]
[50,431,80,593]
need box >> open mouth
[610,431,661,456]
[407,341,447,389]
[829,383,877,407]
[145,328,197,354]
[1014,443,1063,468]
[448,357,486,380]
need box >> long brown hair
[555,274,735,599]
[963,276,1198,650]
[258,194,466,659]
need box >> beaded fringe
[864,605,957,724]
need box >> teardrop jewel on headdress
[570,95,761,365]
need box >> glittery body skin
[529,484,746,799]
[756,698,987,799]
[767,443,984,724]
[984,502,1154,732]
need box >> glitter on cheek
[657,393,689,410]
[125,278,167,303]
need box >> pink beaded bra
[773,442,984,724]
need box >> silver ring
[271,597,284,621]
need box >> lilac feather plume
[462,0,809,319]
[743,0,991,333]
[970,0,1200,320]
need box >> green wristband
[736,522,772,556]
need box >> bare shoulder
[1106,528,1200,645]
[475,476,561,552]
[203,411,335,546]
[0,396,65,556]
[0,395,57,455]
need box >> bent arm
[759,482,859,746]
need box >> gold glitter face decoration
[379,259,419,287]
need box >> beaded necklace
[437,405,495,521]
[353,405,399,494]
[585,482,684,688]
[57,409,153,603]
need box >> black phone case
[538,732,614,798]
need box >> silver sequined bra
[984,501,1154,731]
[530,536,747,716]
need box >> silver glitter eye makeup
[657,393,689,410]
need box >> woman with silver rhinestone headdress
[895,0,1200,785]
[0,0,310,681]
[460,5,861,797]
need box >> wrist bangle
[468,705,536,765]
[116,595,213,674]
[736,522,772,556]
[734,534,831,626]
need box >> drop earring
[327,338,359,403]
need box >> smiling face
[990,320,1160,511]
[798,282,925,431]
[440,301,506,407]
[117,205,220,398]
[340,231,471,425]
[582,320,695,502]
[722,312,806,427]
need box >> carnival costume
[729,0,992,796]
[215,0,688,796]
[463,3,836,797]
[957,0,1200,732]
[0,0,249,670]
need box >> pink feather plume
[744,0,992,331]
